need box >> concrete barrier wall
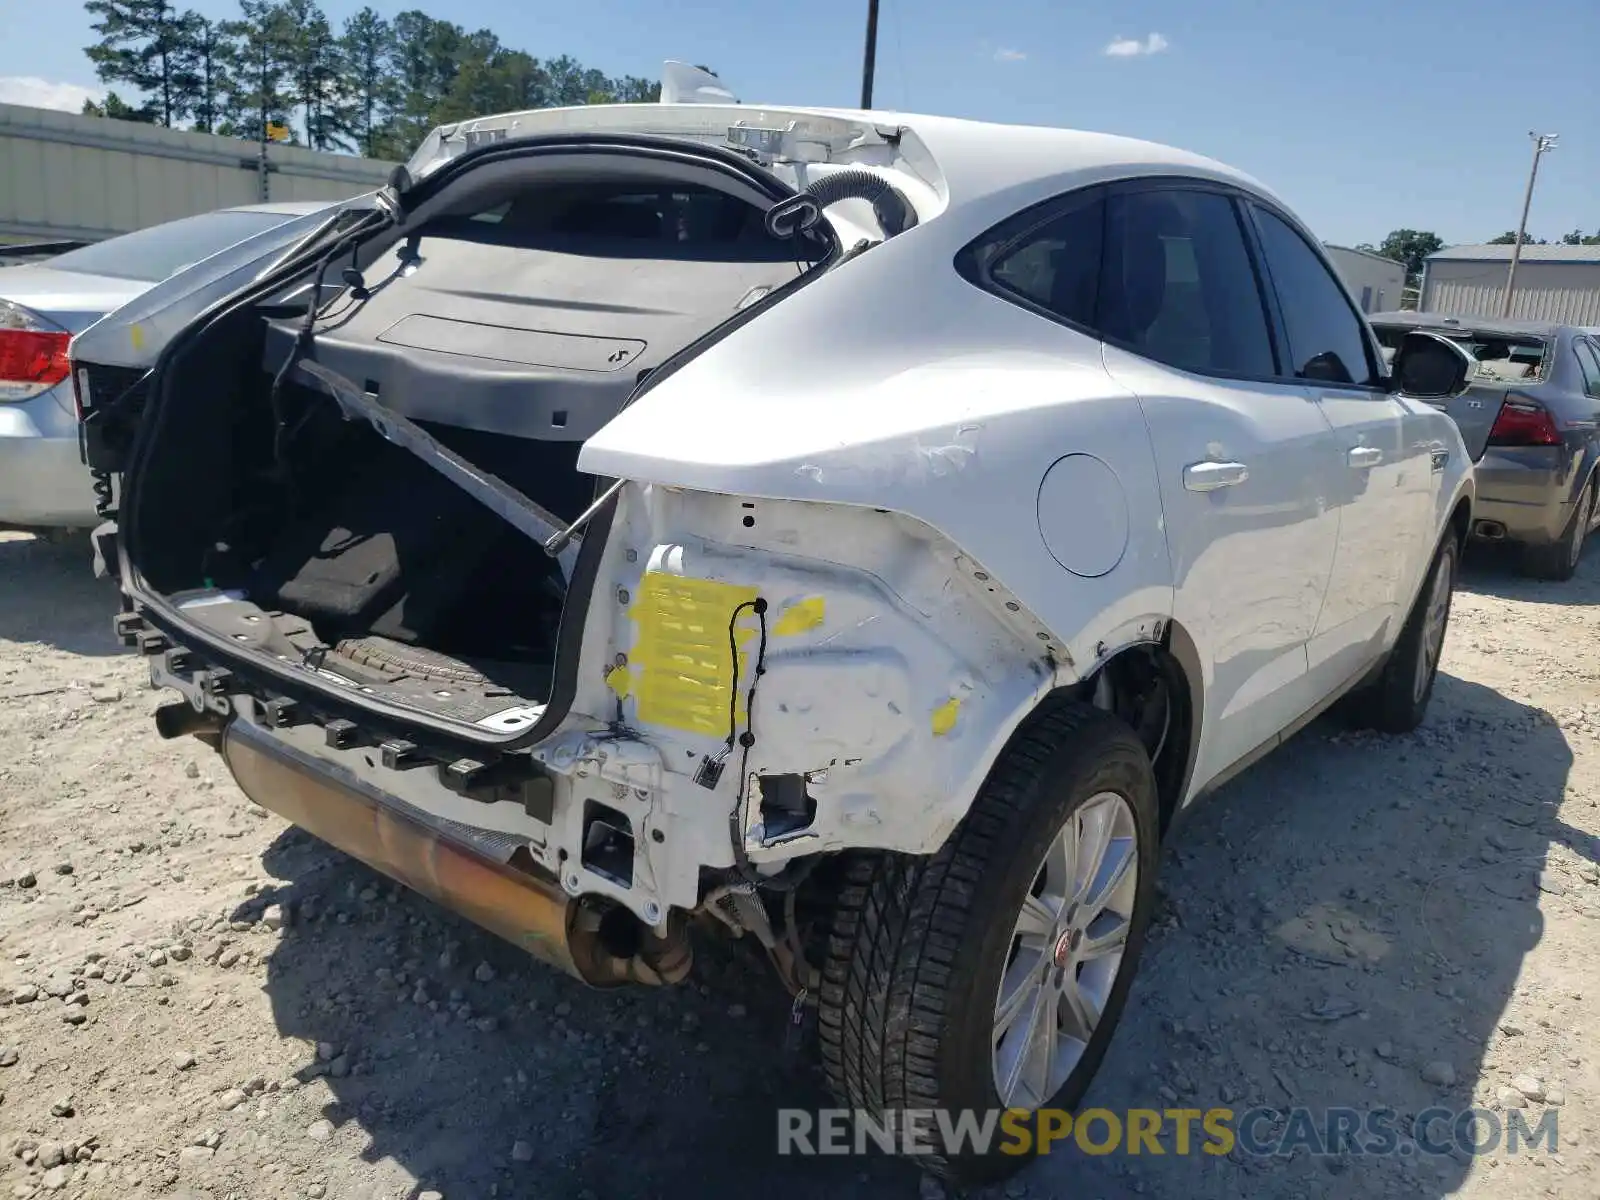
[0,102,397,243]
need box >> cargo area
[119,149,829,736]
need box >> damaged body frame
[90,105,1476,1185]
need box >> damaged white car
[76,86,1477,1182]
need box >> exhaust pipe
[1474,519,1508,541]
[218,721,689,988]
[154,701,224,744]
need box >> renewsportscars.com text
[777,1106,1559,1159]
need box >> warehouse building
[1420,244,1600,325]
[1324,244,1406,314]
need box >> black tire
[1345,533,1457,734]
[816,699,1160,1185]
[1524,475,1596,582]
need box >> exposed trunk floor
[169,590,551,730]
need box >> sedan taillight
[1487,393,1563,448]
[0,299,71,401]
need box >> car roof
[407,103,1285,216]
[1368,310,1566,339]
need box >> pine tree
[277,0,351,150]
[219,0,296,144]
[84,0,189,126]
[172,12,234,133]
[339,7,397,158]
[386,9,445,153]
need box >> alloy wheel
[1570,486,1594,569]
[992,791,1139,1110]
[1414,549,1453,703]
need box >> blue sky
[1,0,1595,246]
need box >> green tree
[608,75,660,103]
[385,10,464,152]
[339,7,397,157]
[81,90,159,122]
[1377,229,1444,281]
[219,0,297,143]
[1487,231,1547,245]
[1560,228,1600,246]
[84,0,189,126]
[277,0,351,150]
[434,29,505,123]
[172,12,234,133]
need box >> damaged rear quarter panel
[568,487,1071,859]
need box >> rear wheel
[1344,534,1456,733]
[1524,476,1596,582]
[816,700,1160,1185]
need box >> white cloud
[994,47,1028,62]
[1103,33,1170,58]
[0,76,105,113]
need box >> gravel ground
[1,528,1598,1200]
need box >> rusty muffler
[219,721,689,988]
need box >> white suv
[79,97,1475,1184]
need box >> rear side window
[1577,340,1600,397]
[1098,189,1276,377]
[47,209,294,283]
[1251,206,1378,387]
[976,191,1105,328]
[959,185,1277,378]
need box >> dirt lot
[1,529,1598,1200]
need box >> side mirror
[1390,330,1477,399]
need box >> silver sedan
[0,203,329,531]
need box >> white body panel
[118,96,1477,931]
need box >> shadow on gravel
[0,532,124,658]
[239,672,1577,1200]
[1458,538,1600,606]
[244,828,912,1200]
[1023,672,1577,1200]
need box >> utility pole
[256,39,270,203]
[1502,131,1558,317]
[860,0,880,109]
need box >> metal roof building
[1420,243,1600,325]
[1324,244,1406,313]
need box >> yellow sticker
[604,665,634,699]
[129,324,145,352]
[626,573,759,737]
[771,596,825,637]
[931,697,961,737]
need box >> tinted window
[1099,189,1275,377]
[1252,207,1377,386]
[1577,340,1600,397]
[48,209,296,283]
[983,192,1105,327]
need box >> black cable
[720,598,813,893]
[266,242,344,506]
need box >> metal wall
[0,103,397,244]
[1422,260,1600,325]
[1324,246,1406,314]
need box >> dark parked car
[1372,312,1600,580]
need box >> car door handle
[1347,446,1384,470]
[1182,461,1249,492]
